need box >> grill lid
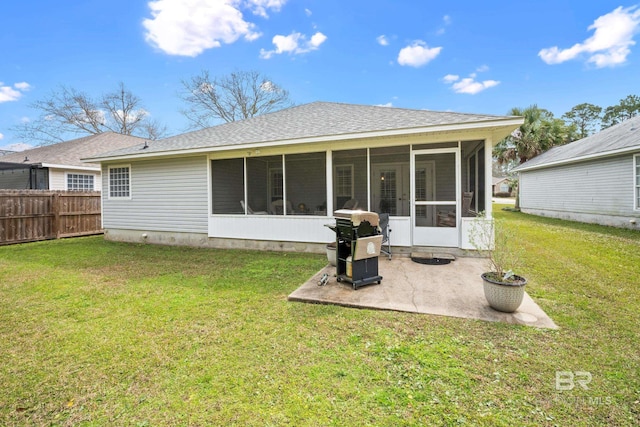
[334,209,379,227]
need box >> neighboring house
[86,102,522,252]
[0,133,147,191]
[515,115,640,229]
[492,176,513,196]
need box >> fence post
[52,192,60,239]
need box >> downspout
[514,178,521,211]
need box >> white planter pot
[481,273,527,313]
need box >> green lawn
[1,208,639,426]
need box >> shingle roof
[87,101,520,160]
[492,176,508,185]
[515,115,640,171]
[0,133,147,168]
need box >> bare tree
[179,70,293,129]
[13,82,167,145]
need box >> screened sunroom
[208,140,489,249]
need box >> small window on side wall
[108,165,130,199]
[67,173,95,191]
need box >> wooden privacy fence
[0,190,103,245]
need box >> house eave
[41,163,101,171]
[515,145,640,173]
[86,117,524,163]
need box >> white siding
[49,168,101,191]
[49,169,66,190]
[102,156,209,233]
[520,154,639,219]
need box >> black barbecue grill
[331,209,383,289]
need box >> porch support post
[243,157,248,214]
[366,148,371,211]
[484,137,493,218]
[326,150,333,215]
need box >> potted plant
[469,213,527,313]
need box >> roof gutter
[515,145,640,172]
[86,117,524,163]
[41,163,101,171]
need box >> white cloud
[0,132,3,140]
[437,15,452,35]
[304,8,312,16]
[310,32,327,47]
[376,102,393,107]
[246,0,287,18]
[377,35,389,46]
[443,73,500,94]
[0,81,31,103]
[260,80,277,92]
[14,82,31,91]
[476,64,489,72]
[397,41,442,67]
[539,5,640,67]
[442,74,459,83]
[143,0,289,57]
[260,31,327,59]
[1,142,33,152]
[0,86,21,103]
[115,109,148,124]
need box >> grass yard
[1,207,639,426]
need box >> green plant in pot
[469,213,527,313]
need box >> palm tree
[494,105,577,208]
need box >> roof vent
[142,141,149,149]
[23,156,29,162]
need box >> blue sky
[1,0,639,151]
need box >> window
[286,152,326,215]
[67,173,94,191]
[635,154,640,210]
[334,164,354,207]
[211,159,244,214]
[370,146,410,215]
[108,166,130,198]
[213,153,328,216]
[246,156,281,215]
[269,168,284,202]
[333,149,368,211]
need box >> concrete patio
[288,256,558,329]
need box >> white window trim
[268,166,284,201]
[65,172,96,191]
[334,164,354,199]
[634,154,640,210]
[108,164,132,200]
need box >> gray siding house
[0,133,146,191]
[515,115,640,229]
[86,102,522,253]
